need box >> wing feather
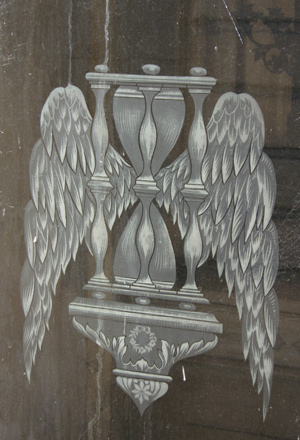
[212,142,224,184]
[103,146,138,231]
[232,174,248,243]
[199,92,279,419]
[21,85,95,381]
[215,182,233,224]
[155,150,190,238]
[264,289,279,348]
[245,173,260,241]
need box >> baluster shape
[181,89,209,293]
[88,85,112,282]
[138,89,159,181]
[133,87,160,287]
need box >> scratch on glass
[103,0,110,66]
[68,0,73,84]
[182,365,186,381]
[87,348,102,440]
[221,0,243,44]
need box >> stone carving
[21,64,279,419]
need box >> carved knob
[142,64,160,75]
[190,67,207,77]
[95,64,109,73]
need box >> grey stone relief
[20,64,279,419]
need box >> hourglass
[69,64,222,414]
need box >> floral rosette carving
[129,325,158,354]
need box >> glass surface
[1,1,300,439]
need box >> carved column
[133,87,160,288]
[88,84,112,283]
[181,87,209,293]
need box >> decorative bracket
[69,297,221,414]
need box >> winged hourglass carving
[21,64,279,419]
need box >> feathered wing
[198,92,279,419]
[20,85,96,381]
[155,92,279,418]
